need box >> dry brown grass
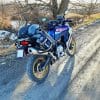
[65,13,83,18]
[68,13,100,29]
[0,16,11,29]
[91,13,100,19]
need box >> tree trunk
[51,0,70,18]
[58,0,70,15]
[51,0,58,18]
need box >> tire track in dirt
[71,28,100,81]
[60,47,100,100]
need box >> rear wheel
[66,36,76,56]
[26,55,50,83]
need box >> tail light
[20,40,29,46]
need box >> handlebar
[64,19,72,23]
[48,19,72,26]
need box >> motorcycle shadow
[22,56,75,100]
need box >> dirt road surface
[0,21,100,100]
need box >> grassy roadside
[0,44,16,56]
[0,13,100,56]
[74,13,100,29]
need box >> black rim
[32,57,49,79]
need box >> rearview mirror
[42,18,47,22]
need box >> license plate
[17,49,24,58]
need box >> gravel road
[60,47,100,100]
[0,21,100,100]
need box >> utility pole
[1,0,6,20]
[1,0,4,19]
[25,0,28,5]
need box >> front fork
[36,55,51,72]
[42,56,51,70]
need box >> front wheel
[26,55,50,83]
[66,36,76,56]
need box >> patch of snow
[9,33,18,40]
[78,25,88,31]
[79,26,85,30]
[11,20,25,30]
[1,62,6,65]
[0,30,10,40]
[0,30,17,41]
[0,45,10,48]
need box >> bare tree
[70,0,99,17]
[1,0,6,19]
[86,0,98,17]
[39,0,70,18]
[14,0,70,19]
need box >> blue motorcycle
[16,15,76,83]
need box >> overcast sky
[0,0,100,4]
